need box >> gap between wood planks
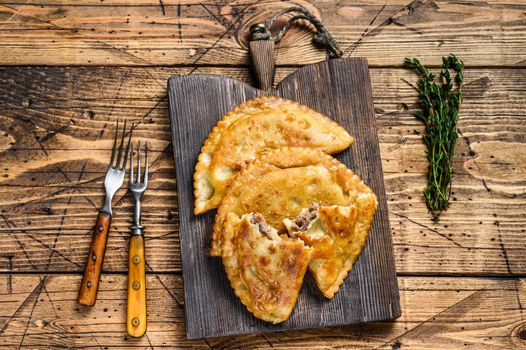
[1,272,525,278]
[0,64,524,69]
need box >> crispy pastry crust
[211,147,375,256]
[194,96,354,214]
[221,213,312,323]
[288,203,377,299]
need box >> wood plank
[167,58,400,338]
[0,0,525,66]
[0,66,524,275]
[0,274,524,348]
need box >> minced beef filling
[250,213,273,238]
[289,203,319,233]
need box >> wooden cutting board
[168,57,401,339]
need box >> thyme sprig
[403,54,464,222]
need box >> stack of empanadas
[193,97,377,323]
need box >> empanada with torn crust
[211,147,376,256]
[194,97,354,214]
[285,201,376,299]
[221,212,312,323]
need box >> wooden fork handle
[127,234,147,337]
[77,211,111,306]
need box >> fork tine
[121,123,134,171]
[115,120,127,169]
[137,141,141,183]
[109,120,119,169]
[144,142,148,183]
[130,142,134,184]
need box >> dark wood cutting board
[167,57,401,339]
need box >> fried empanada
[194,97,354,214]
[221,212,312,323]
[211,147,376,256]
[285,201,376,299]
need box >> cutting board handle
[249,39,275,91]
[247,6,343,91]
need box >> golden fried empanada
[194,97,354,214]
[211,147,376,256]
[221,212,312,323]
[285,201,376,299]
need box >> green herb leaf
[404,54,464,222]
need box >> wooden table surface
[0,1,524,349]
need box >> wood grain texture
[127,235,147,337]
[0,274,524,349]
[0,66,524,276]
[250,40,275,90]
[0,0,525,66]
[77,210,111,306]
[167,58,399,338]
[0,0,523,346]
